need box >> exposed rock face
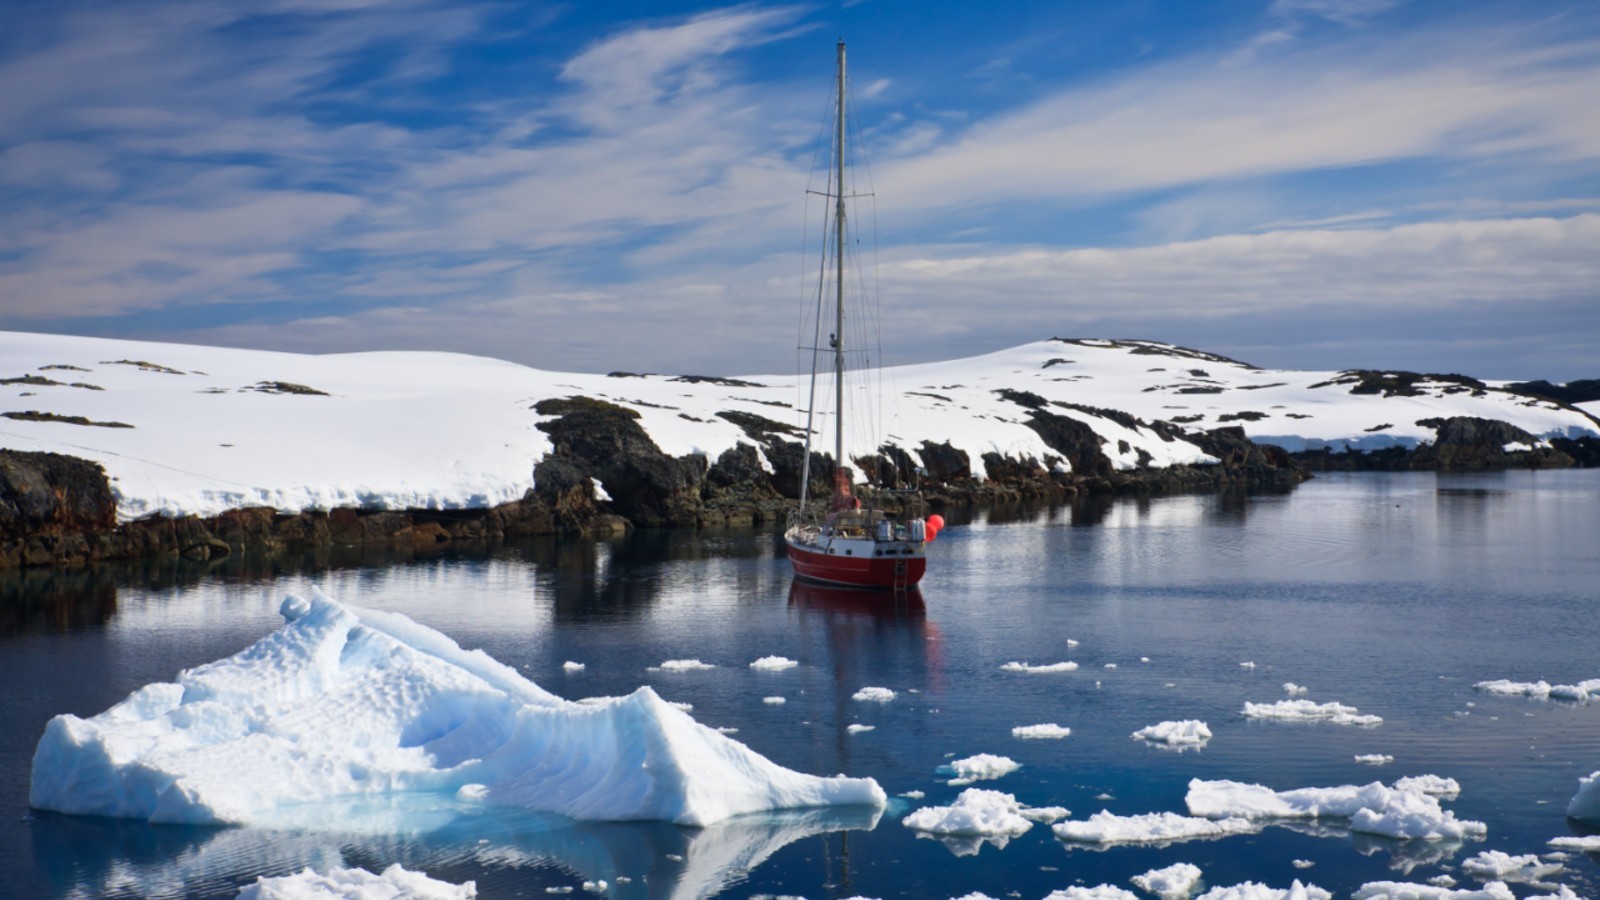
[0,451,116,567]
[535,396,706,528]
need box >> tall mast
[833,38,847,477]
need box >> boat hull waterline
[785,537,927,590]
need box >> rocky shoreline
[2,406,1596,570]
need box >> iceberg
[29,592,884,828]
[1568,770,1600,822]
[1185,778,1485,841]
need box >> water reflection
[30,800,882,900]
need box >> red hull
[786,540,926,589]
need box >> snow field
[8,332,1591,524]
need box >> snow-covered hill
[2,332,1594,522]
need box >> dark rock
[1504,379,1600,405]
[537,394,705,527]
[917,440,972,484]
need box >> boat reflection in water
[786,578,926,618]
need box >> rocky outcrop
[535,396,705,528]
[0,451,117,567]
[1291,416,1585,471]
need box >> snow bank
[1052,811,1259,845]
[1475,679,1600,701]
[1458,850,1563,882]
[1013,723,1073,739]
[1185,778,1485,841]
[945,754,1020,785]
[1568,770,1600,822]
[1001,661,1079,673]
[1132,720,1212,747]
[900,788,1033,838]
[1352,882,1515,900]
[236,864,475,899]
[1131,862,1203,899]
[29,592,884,828]
[1242,699,1382,726]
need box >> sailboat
[784,40,942,591]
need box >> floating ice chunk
[950,893,1000,900]
[1548,834,1600,851]
[582,879,606,892]
[750,656,799,671]
[945,754,1020,785]
[1021,805,1070,823]
[563,661,585,672]
[1105,664,1119,669]
[1352,881,1515,900]
[1132,720,1211,748]
[1195,882,1330,900]
[1141,657,1151,663]
[1284,683,1309,696]
[848,724,875,734]
[1567,770,1600,822]
[900,790,925,800]
[1001,661,1079,673]
[1524,887,1582,900]
[1458,850,1563,882]
[1053,811,1259,846]
[763,697,786,705]
[1355,755,1395,766]
[1293,860,1314,869]
[852,687,896,702]
[1131,861,1203,899]
[667,700,693,711]
[1044,887,1139,900]
[1013,723,1073,739]
[901,788,1033,851]
[456,783,489,801]
[1242,699,1382,726]
[1185,778,1486,841]
[654,659,715,672]
[1427,876,1456,888]
[1393,775,1459,798]
[1067,639,1080,648]
[28,592,885,828]
[236,864,476,899]
[1240,662,1257,669]
[1474,678,1600,701]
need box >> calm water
[3,471,1598,898]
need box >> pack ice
[28,593,885,827]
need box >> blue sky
[1,0,1597,379]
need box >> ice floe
[1458,850,1563,882]
[1284,683,1309,696]
[1547,834,1600,851]
[750,656,799,671]
[562,661,585,672]
[1241,699,1382,726]
[1352,881,1515,900]
[1020,805,1071,823]
[1013,723,1073,739]
[1053,811,1259,846]
[1131,720,1212,748]
[653,659,715,672]
[236,864,475,899]
[1001,661,1079,673]
[848,724,875,734]
[945,754,1021,785]
[1195,882,1330,900]
[1044,888,1138,900]
[1355,755,1395,766]
[1474,679,1600,701]
[1567,770,1600,822]
[28,592,885,828]
[1393,775,1460,798]
[852,686,896,702]
[901,789,1032,856]
[763,696,786,705]
[1131,861,1203,899]
[1185,778,1486,841]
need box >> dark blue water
[3,471,1598,898]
